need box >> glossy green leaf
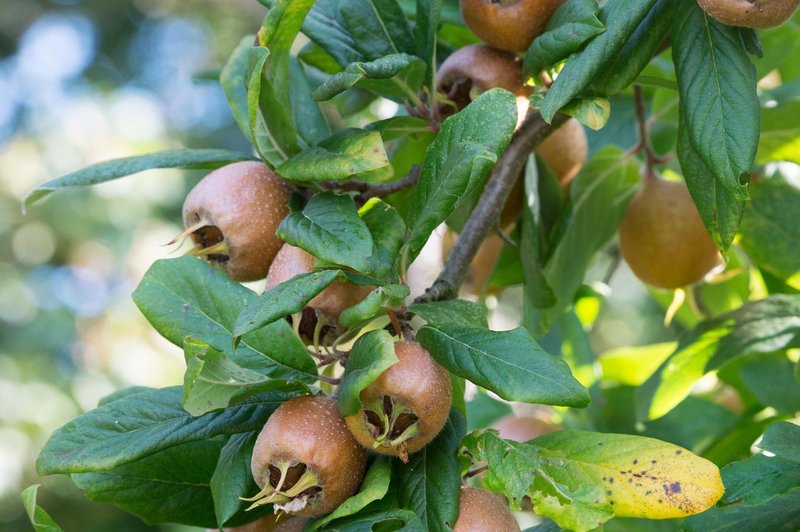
[406,89,517,257]
[20,485,62,532]
[361,198,407,281]
[523,0,605,76]
[132,257,317,381]
[338,330,398,416]
[310,457,393,530]
[599,343,677,386]
[36,386,293,475]
[415,0,443,87]
[23,149,256,210]
[210,431,261,527]
[313,53,425,102]
[739,354,800,413]
[220,36,254,140]
[247,47,292,165]
[277,192,375,272]
[233,270,341,338]
[322,509,426,531]
[289,57,331,146]
[672,0,758,200]
[182,339,310,416]
[71,439,224,528]
[276,129,389,182]
[408,299,488,329]
[396,411,465,532]
[416,325,590,407]
[758,101,800,165]
[540,0,658,122]
[339,284,409,328]
[637,295,800,421]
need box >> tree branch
[320,166,421,200]
[415,111,570,303]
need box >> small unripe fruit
[345,341,452,462]
[535,118,588,190]
[182,161,291,282]
[454,487,520,531]
[266,244,372,320]
[436,44,531,123]
[460,0,564,52]
[697,0,800,28]
[247,395,367,517]
[619,176,721,290]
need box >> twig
[321,166,421,200]
[629,85,668,179]
[464,465,489,479]
[415,111,570,303]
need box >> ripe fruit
[436,44,531,122]
[266,243,372,320]
[697,0,800,28]
[619,176,721,290]
[454,487,520,531]
[246,395,367,517]
[182,161,291,282]
[460,0,564,52]
[535,118,588,190]
[344,341,452,462]
[217,516,308,532]
[492,414,560,442]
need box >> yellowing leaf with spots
[462,429,724,532]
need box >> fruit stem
[386,308,403,338]
[629,85,668,181]
[165,218,209,247]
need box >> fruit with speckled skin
[344,341,452,461]
[436,44,531,123]
[182,161,291,282]
[697,0,800,28]
[248,396,366,517]
[266,244,372,320]
[460,0,564,52]
[619,176,721,289]
[454,487,520,531]
[535,118,588,190]
[215,515,308,532]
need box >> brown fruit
[217,515,308,532]
[492,415,560,442]
[247,395,367,517]
[535,118,588,190]
[460,0,564,52]
[436,44,531,122]
[345,341,452,462]
[697,0,800,28]
[454,487,520,532]
[266,244,372,320]
[182,161,291,282]
[619,176,721,290]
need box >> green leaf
[322,509,426,531]
[247,46,294,165]
[408,299,488,328]
[23,149,256,210]
[277,192,375,273]
[313,53,425,102]
[415,0,443,88]
[739,354,800,413]
[182,339,310,416]
[677,113,747,251]
[416,325,590,407]
[590,0,672,96]
[530,147,639,334]
[739,176,800,287]
[365,116,431,141]
[520,156,557,309]
[637,295,800,421]
[406,89,518,257]
[672,0,758,200]
[233,270,342,338]
[210,431,261,527]
[220,36,255,141]
[276,129,389,183]
[396,411,465,532]
[132,257,317,381]
[71,439,224,528]
[540,0,658,122]
[310,457,393,530]
[20,485,63,532]
[339,284,409,328]
[523,0,605,77]
[758,101,800,165]
[337,330,399,416]
[361,198,407,281]
[289,57,331,146]
[599,342,677,386]
[36,386,294,475]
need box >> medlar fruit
[697,0,800,28]
[246,395,367,517]
[344,341,452,462]
[535,118,588,190]
[436,44,531,122]
[266,243,372,321]
[619,176,721,289]
[454,487,520,531]
[460,0,564,52]
[182,161,291,282]
[216,515,308,532]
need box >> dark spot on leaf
[609,501,615,506]
[628,479,633,484]
[652,460,657,464]
[669,482,681,494]
[182,304,190,312]
[633,459,638,465]
[645,490,652,496]
[658,499,663,504]
[606,490,612,496]
[676,450,683,455]
[609,478,614,484]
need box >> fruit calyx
[361,395,420,461]
[242,460,323,513]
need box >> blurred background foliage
[1,1,799,531]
